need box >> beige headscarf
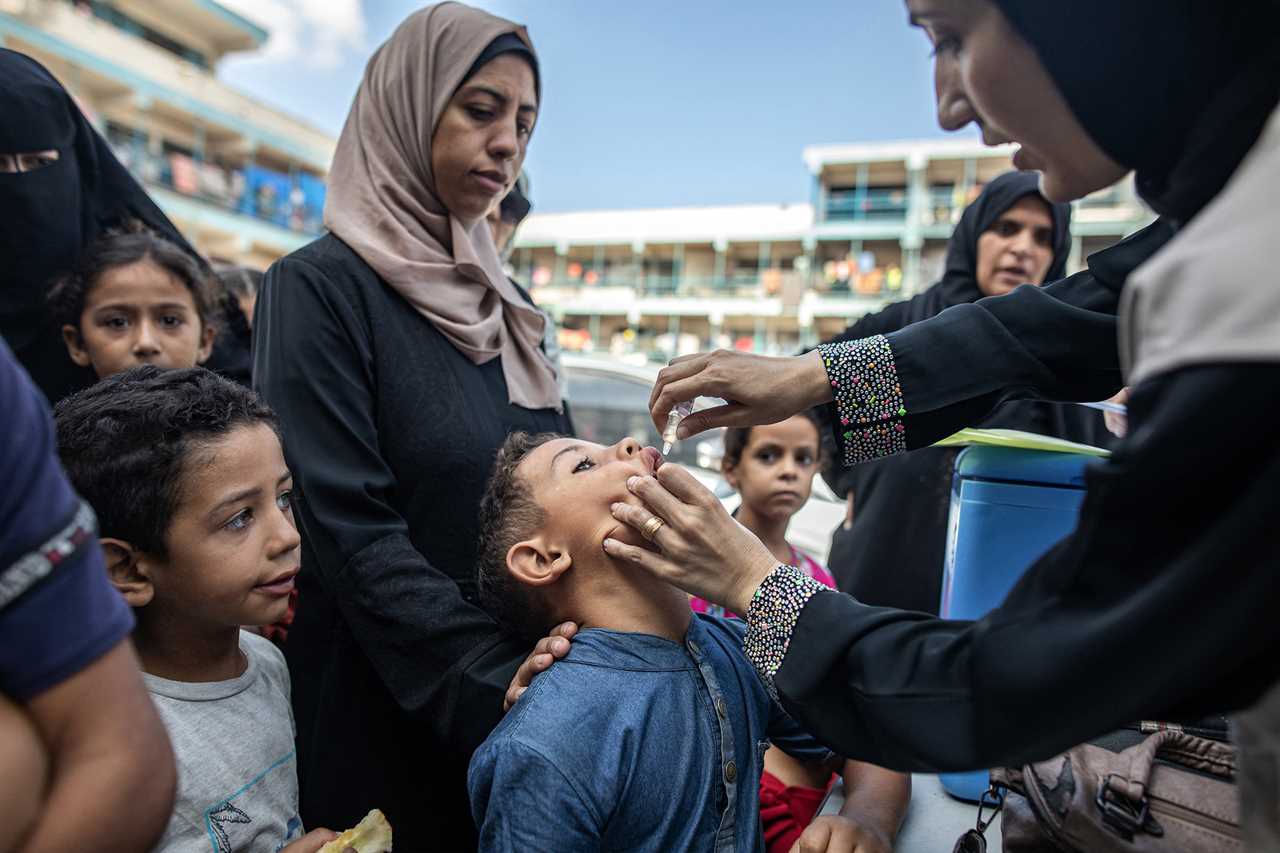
[323,2,561,411]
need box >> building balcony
[528,271,893,319]
[107,135,325,238]
[0,1,334,171]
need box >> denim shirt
[468,615,834,852]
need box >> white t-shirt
[145,630,302,853]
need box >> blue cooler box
[937,445,1093,802]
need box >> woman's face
[909,0,1128,202]
[974,195,1056,296]
[431,53,537,223]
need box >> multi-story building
[0,0,335,268]
[515,138,1152,358]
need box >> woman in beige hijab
[252,4,572,847]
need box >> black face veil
[0,49,202,401]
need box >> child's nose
[614,438,639,459]
[132,321,161,355]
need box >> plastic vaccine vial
[661,401,695,457]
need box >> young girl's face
[724,416,820,523]
[62,259,214,379]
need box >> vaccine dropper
[661,401,695,457]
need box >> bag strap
[1108,729,1237,803]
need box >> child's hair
[721,408,826,471]
[47,224,214,332]
[476,431,562,640]
[54,366,278,556]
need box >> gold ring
[640,515,666,541]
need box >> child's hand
[788,815,892,853]
[504,621,578,711]
[279,828,354,853]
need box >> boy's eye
[796,451,815,466]
[572,457,595,474]
[224,509,252,531]
[102,316,129,329]
[755,450,779,464]
[159,314,185,328]
[276,489,294,511]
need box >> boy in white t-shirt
[55,366,348,853]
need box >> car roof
[561,354,661,385]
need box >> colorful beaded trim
[817,336,907,466]
[743,564,826,700]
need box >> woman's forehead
[998,195,1054,225]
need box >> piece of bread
[318,809,392,853]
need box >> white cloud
[219,0,367,70]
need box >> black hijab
[826,170,1070,340]
[993,1,1280,224]
[0,49,201,402]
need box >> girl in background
[48,227,215,380]
[692,412,886,853]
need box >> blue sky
[218,0,971,212]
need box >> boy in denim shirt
[468,432,909,852]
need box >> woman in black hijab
[599,2,1279,839]
[819,171,1111,612]
[0,49,201,402]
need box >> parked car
[562,355,843,563]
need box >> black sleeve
[821,221,1175,466]
[253,256,527,751]
[775,362,1280,772]
[887,269,1123,450]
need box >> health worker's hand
[603,463,778,616]
[648,349,833,439]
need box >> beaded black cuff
[743,564,826,700]
[817,336,907,465]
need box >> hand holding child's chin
[602,464,778,615]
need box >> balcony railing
[108,136,325,236]
[823,187,910,222]
[527,270,895,305]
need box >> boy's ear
[195,322,216,365]
[507,536,572,588]
[61,324,92,368]
[101,538,154,607]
